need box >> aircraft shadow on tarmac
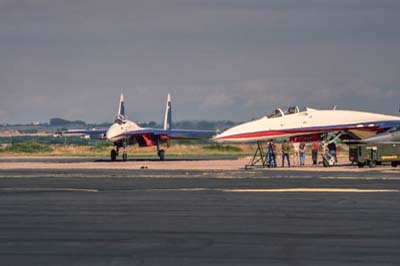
[0,156,237,164]
[94,156,239,162]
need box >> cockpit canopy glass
[267,106,300,118]
[114,114,126,124]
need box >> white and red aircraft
[213,106,400,166]
[214,107,400,143]
[65,94,215,161]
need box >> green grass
[202,144,242,152]
[89,142,114,152]
[0,142,53,153]
[0,141,251,157]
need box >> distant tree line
[139,120,238,130]
[1,118,240,133]
[49,118,86,126]
[46,118,238,130]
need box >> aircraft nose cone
[212,134,222,142]
[106,125,117,141]
[106,129,112,140]
[212,130,230,142]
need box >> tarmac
[0,156,399,265]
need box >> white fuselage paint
[106,120,141,142]
[214,109,400,143]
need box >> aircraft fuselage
[214,109,400,143]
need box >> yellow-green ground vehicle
[349,143,400,168]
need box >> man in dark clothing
[311,141,320,165]
[267,140,277,167]
[327,142,337,163]
[281,139,291,167]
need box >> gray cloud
[0,0,399,123]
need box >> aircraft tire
[368,160,377,168]
[391,162,398,168]
[158,149,165,161]
[357,162,365,168]
[111,149,117,161]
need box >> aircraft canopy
[267,106,300,118]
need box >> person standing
[267,140,277,167]
[299,141,306,166]
[292,141,300,166]
[281,139,291,167]
[311,141,320,165]
[327,141,337,163]
[266,140,272,167]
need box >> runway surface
[0,156,239,163]
[0,155,384,171]
[0,160,399,265]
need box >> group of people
[265,139,338,167]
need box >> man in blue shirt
[299,142,306,166]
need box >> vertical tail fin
[114,93,126,123]
[118,94,125,117]
[163,94,172,130]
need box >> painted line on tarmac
[0,188,99,193]
[149,188,211,192]
[221,188,400,193]
[320,176,400,181]
[146,188,400,193]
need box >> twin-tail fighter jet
[213,106,400,166]
[65,94,215,161]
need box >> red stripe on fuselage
[216,125,381,140]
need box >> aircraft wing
[63,129,108,136]
[126,128,216,139]
[361,127,400,144]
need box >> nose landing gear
[110,139,128,161]
[110,138,167,161]
[111,149,118,161]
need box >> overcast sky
[1,0,399,124]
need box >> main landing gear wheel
[122,152,127,161]
[158,149,165,161]
[111,149,117,161]
[368,160,377,168]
